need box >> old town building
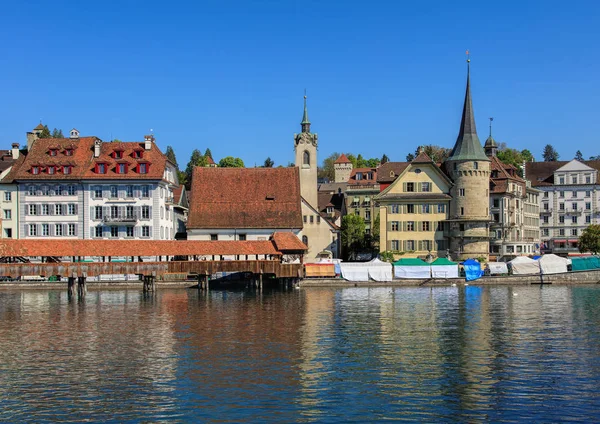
[526,159,600,255]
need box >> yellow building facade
[376,153,452,260]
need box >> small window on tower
[303,151,310,166]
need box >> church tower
[444,58,491,261]
[294,94,318,209]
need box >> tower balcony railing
[103,214,138,224]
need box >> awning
[568,239,579,243]
[554,240,566,244]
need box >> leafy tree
[184,149,205,189]
[165,146,179,169]
[371,213,380,252]
[579,224,600,254]
[318,152,341,181]
[543,144,560,162]
[381,154,389,164]
[204,148,213,159]
[590,155,600,161]
[263,157,274,168]
[419,145,451,162]
[38,125,51,138]
[406,152,415,161]
[218,156,245,168]
[521,149,534,163]
[575,150,584,161]
[496,146,536,177]
[51,128,64,138]
[341,214,366,261]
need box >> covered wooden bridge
[0,232,307,291]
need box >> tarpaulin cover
[538,254,569,274]
[509,256,540,275]
[430,257,459,278]
[340,262,370,281]
[571,256,600,271]
[367,258,393,282]
[487,262,509,275]
[393,258,431,279]
[463,259,484,281]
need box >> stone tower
[333,153,353,183]
[294,94,318,209]
[444,61,491,261]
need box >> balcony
[103,214,138,224]
[540,209,552,214]
[553,246,579,253]
[165,196,175,205]
[564,208,582,215]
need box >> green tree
[419,145,451,162]
[204,148,213,159]
[165,146,179,168]
[184,149,205,189]
[371,213,380,252]
[218,156,245,168]
[543,144,560,162]
[406,152,415,161]
[578,224,600,254]
[521,149,534,163]
[381,154,389,164]
[263,157,274,167]
[318,152,340,181]
[51,128,64,138]
[341,214,366,260]
[38,125,51,138]
[575,150,584,161]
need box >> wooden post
[204,274,209,291]
[259,270,263,291]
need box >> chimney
[11,143,19,160]
[26,132,38,151]
[144,135,154,150]
[94,140,102,158]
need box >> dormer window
[49,149,58,157]
[327,206,334,214]
[96,163,107,174]
[356,173,363,180]
[138,163,148,174]
[63,165,72,175]
[113,150,124,159]
[132,150,143,159]
[64,149,73,156]
[116,163,128,174]
[48,166,56,175]
[31,166,40,175]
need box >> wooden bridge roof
[0,239,282,258]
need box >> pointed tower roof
[34,123,45,130]
[300,93,311,133]
[334,153,351,164]
[446,61,489,162]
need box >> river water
[0,285,599,422]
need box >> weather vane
[489,117,494,137]
[466,49,470,63]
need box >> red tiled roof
[187,167,303,229]
[271,232,308,252]
[12,137,170,181]
[525,160,600,187]
[411,151,434,164]
[34,123,45,130]
[206,156,216,165]
[348,167,378,186]
[334,153,351,164]
[377,162,410,183]
[0,239,281,257]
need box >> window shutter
[25,206,29,216]
[403,182,407,192]
[387,221,392,231]
[418,182,422,192]
[74,204,78,215]
[402,221,407,231]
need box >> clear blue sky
[1,0,599,168]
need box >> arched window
[302,235,308,247]
[303,151,310,166]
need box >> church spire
[301,90,311,133]
[446,53,489,162]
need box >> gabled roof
[318,190,345,223]
[446,66,489,162]
[556,159,595,172]
[334,153,351,164]
[34,123,45,130]
[412,151,434,164]
[348,167,378,186]
[187,167,303,229]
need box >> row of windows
[389,204,447,214]
[403,182,432,193]
[31,165,74,175]
[93,225,152,238]
[542,228,580,237]
[388,221,445,232]
[303,215,321,224]
[388,239,447,251]
[28,223,77,237]
[26,204,78,216]
[90,206,151,221]
[94,162,149,174]
[544,190,593,198]
[27,185,78,196]
[556,174,593,185]
[92,185,151,199]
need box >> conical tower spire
[301,90,311,133]
[446,55,489,162]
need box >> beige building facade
[376,152,452,259]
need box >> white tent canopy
[539,254,569,274]
[367,258,393,282]
[487,262,509,275]
[509,256,540,275]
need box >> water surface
[0,285,599,422]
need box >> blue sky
[1,0,599,168]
